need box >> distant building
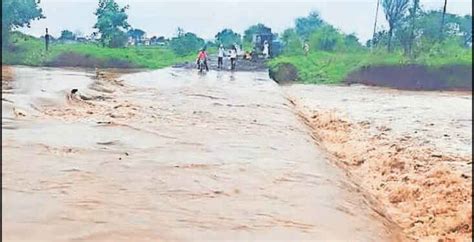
[142,37,150,46]
[76,37,87,43]
[150,36,167,46]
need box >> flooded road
[2,66,403,241]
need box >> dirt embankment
[46,52,137,69]
[285,87,472,241]
[268,63,298,84]
[345,64,472,91]
[269,63,472,91]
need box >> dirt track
[2,66,406,241]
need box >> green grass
[2,32,198,69]
[269,47,472,84]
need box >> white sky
[20,0,472,43]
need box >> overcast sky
[20,0,472,43]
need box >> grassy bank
[268,47,472,85]
[2,32,197,69]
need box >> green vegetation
[169,30,205,56]
[2,32,195,69]
[270,5,472,84]
[59,30,76,41]
[94,0,130,48]
[215,29,241,48]
[2,0,471,79]
[269,47,472,84]
[2,0,44,47]
[127,28,146,43]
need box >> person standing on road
[263,40,269,59]
[229,46,237,70]
[218,44,225,69]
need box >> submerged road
[2,66,403,241]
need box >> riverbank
[284,84,472,241]
[2,32,195,69]
[268,49,472,91]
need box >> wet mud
[2,66,405,241]
[284,84,472,241]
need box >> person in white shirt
[218,44,225,69]
[263,40,269,59]
[229,46,237,70]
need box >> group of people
[195,43,239,72]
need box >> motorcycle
[197,59,206,73]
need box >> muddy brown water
[3,66,405,241]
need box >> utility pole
[371,0,381,49]
[440,0,447,40]
[45,28,50,52]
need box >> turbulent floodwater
[283,84,472,241]
[2,66,404,242]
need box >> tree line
[373,0,472,56]
[2,0,471,58]
[2,0,271,56]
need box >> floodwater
[2,66,404,241]
[283,84,472,240]
[283,84,472,157]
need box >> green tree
[215,28,241,48]
[416,11,471,47]
[408,0,420,56]
[93,0,130,48]
[394,0,421,57]
[281,28,303,55]
[2,0,44,47]
[127,28,146,42]
[295,11,325,39]
[343,34,363,51]
[382,0,410,52]
[59,30,76,41]
[176,27,185,37]
[169,31,205,56]
[459,15,472,47]
[308,25,344,52]
[394,18,413,55]
[367,30,390,48]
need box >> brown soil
[289,98,472,241]
[268,63,298,84]
[345,64,472,91]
